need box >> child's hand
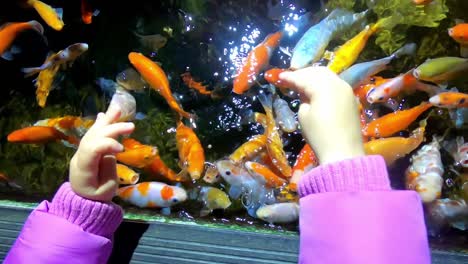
[69,107,135,202]
[279,67,365,165]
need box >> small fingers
[97,122,135,139]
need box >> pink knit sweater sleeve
[297,155,431,264]
[5,182,123,264]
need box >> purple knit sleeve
[298,155,391,197]
[48,182,123,238]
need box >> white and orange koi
[116,182,187,208]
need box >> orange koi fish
[128,52,192,119]
[362,102,432,138]
[258,93,292,177]
[264,68,291,90]
[429,92,468,109]
[81,0,99,24]
[413,0,433,4]
[258,151,285,178]
[26,0,64,31]
[229,134,267,164]
[364,126,425,166]
[7,126,79,145]
[366,70,440,104]
[145,155,189,182]
[117,182,187,208]
[116,144,158,169]
[181,72,211,95]
[233,31,283,94]
[449,23,468,57]
[0,20,43,58]
[35,115,95,136]
[176,120,205,180]
[406,137,444,203]
[245,161,287,188]
[354,76,390,105]
[116,163,139,185]
[291,144,318,185]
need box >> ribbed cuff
[49,182,123,238]
[298,155,391,197]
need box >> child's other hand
[279,67,365,165]
[69,107,135,202]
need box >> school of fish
[2,0,468,229]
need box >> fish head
[69,43,89,54]
[366,87,384,104]
[216,160,246,185]
[163,185,187,205]
[448,24,468,45]
[256,206,274,223]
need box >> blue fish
[339,43,417,89]
[290,9,368,69]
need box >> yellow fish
[27,0,64,31]
[35,63,60,107]
[328,17,397,74]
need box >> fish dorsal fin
[55,8,64,20]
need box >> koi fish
[406,137,444,203]
[448,23,468,57]
[203,163,221,184]
[426,198,468,232]
[291,9,368,69]
[366,70,440,104]
[26,0,64,31]
[0,172,22,190]
[328,17,398,74]
[0,20,43,60]
[22,43,89,77]
[291,144,318,186]
[117,182,187,208]
[176,120,205,180]
[116,164,139,185]
[145,155,189,182]
[229,134,267,164]
[364,126,425,166]
[81,0,99,25]
[116,143,158,168]
[108,87,136,122]
[340,43,416,88]
[216,159,257,199]
[362,102,432,138]
[181,72,211,95]
[443,137,468,169]
[245,161,287,188]
[199,187,231,217]
[116,68,148,91]
[258,93,292,177]
[413,57,468,84]
[233,31,283,94]
[7,126,79,146]
[353,76,390,104]
[429,92,468,109]
[264,68,291,90]
[273,97,297,133]
[134,32,167,51]
[413,0,433,4]
[34,115,94,137]
[128,52,192,119]
[35,63,60,107]
[256,202,299,224]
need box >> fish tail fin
[21,67,43,77]
[392,43,417,59]
[28,20,44,34]
[374,16,399,31]
[258,92,273,110]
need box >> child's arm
[5,107,134,264]
[280,67,431,264]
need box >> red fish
[0,20,43,56]
[264,68,291,90]
[7,126,79,145]
[291,144,318,185]
[233,31,283,94]
[181,72,211,95]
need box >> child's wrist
[49,182,123,238]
